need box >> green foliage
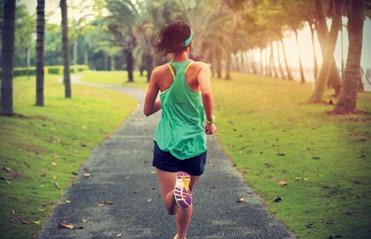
[0,65,90,77]
[213,73,371,238]
[0,74,137,238]
[47,65,89,75]
[14,3,35,67]
[81,70,148,89]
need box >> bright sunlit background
[22,0,371,82]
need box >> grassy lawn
[81,70,148,89]
[213,73,371,239]
[0,74,137,238]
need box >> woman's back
[154,59,207,159]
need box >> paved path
[39,78,295,239]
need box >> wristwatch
[206,115,215,124]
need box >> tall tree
[0,0,16,115]
[332,0,364,114]
[60,0,71,98]
[308,0,342,103]
[35,0,45,106]
[106,0,137,82]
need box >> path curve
[39,77,295,239]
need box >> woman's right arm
[198,63,217,135]
[144,67,162,116]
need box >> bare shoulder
[151,64,169,80]
[191,61,211,75]
[193,61,210,69]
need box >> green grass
[0,74,137,238]
[213,73,371,239]
[81,70,148,89]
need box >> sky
[21,0,371,71]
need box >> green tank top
[154,59,207,160]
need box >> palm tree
[60,0,71,98]
[0,0,16,115]
[332,0,364,114]
[36,0,45,106]
[308,0,342,103]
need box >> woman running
[143,20,216,239]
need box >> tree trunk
[26,47,31,67]
[216,48,222,78]
[110,56,115,71]
[145,53,153,82]
[294,29,305,83]
[0,0,16,115]
[225,54,231,80]
[313,0,342,95]
[280,38,293,80]
[35,0,45,106]
[240,52,244,72]
[210,48,215,78]
[60,0,71,98]
[309,21,318,80]
[84,49,89,66]
[125,49,134,82]
[332,0,364,114]
[308,0,342,103]
[251,50,257,74]
[265,48,270,76]
[235,53,240,72]
[259,47,263,75]
[276,41,285,79]
[270,42,278,78]
[73,40,77,65]
[245,51,250,73]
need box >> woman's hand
[205,123,217,135]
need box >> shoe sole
[174,171,192,208]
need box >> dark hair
[154,20,192,55]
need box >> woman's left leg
[176,175,199,239]
[156,169,178,215]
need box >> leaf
[273,196,282,203]
[59,221,75,229]
[278,180,287,187]
[305,223,315,229]
[2,167,11,172]
[237,197,246,203]
[55,182,60,189]
[295,176,308,181]
[97,200,114,207]
[22,219,31,224]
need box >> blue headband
[183,30,193,47]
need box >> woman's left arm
[144,68,162,116]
